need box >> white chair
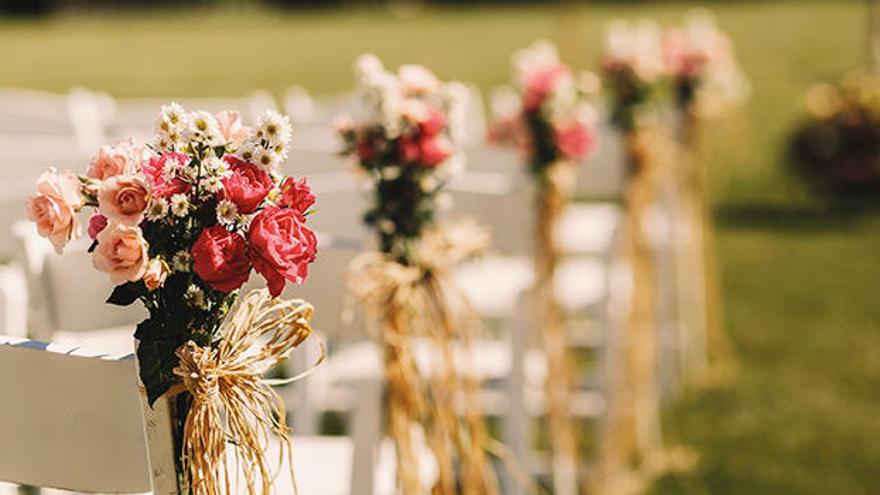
[0,335,429,495]
[12,221,145,356]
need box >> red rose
[247,207,317,297]
[279,177,316,215]
[398,134,421,164]
[142,152,191,198]
[418,107,446,136]
[222,156,273,214]
[418,135,452,168]
[522,65,568,111]
[554,120,596,160]
[356,141,376,163]
[191,225,252,293]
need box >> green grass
[3,1,880,493]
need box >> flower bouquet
[26,103,319,493]
[337,54,467,260]
[601,19,666,133]
[489,40,600,178]
[488,39,600,495]
[340,55,499,494]
[663,11,749,121]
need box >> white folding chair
[0,335,422,495]
[12,221,145,356]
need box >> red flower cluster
[397,107,452,168]
[192,172,318,298]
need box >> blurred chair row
[0,86,696,494]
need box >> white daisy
[145,197,169,221]
[170,193,190,217]
[272,142,289,163]
[216,200,239,227]
[171,250,192,273]
[162,156,183,181]
[186,110,223,147]
[200,175,224,195]
[256,110,293,146]
[185,284,208,310]
[253,147,278,170]
[381,166,402,180]
[155,102,188,135]
[235,140,258,162]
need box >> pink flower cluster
[489,40,600,169]
[338,54,466,176]
[27,103,317,299]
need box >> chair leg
[349,379,382,495]
[502,291,530,495]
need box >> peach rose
[215,110,254,148]
[98,175,150,225]
[143,257,169,291]
[92,223,149,284]
[26,168,82,254]
[87,137,142,180]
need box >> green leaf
[136,331,180,407]
[106,281,146,306]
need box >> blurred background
[1,1,878,494]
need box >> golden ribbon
[171,289,323,495]
[348,220,501,495]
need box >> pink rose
[215,110,254,148]
[279,177,316,215]
[398,64,440,94]
[87,137,142,180]
[222,156,273,214]
[88,213,108,240]
[192,225,252,293]
[418,135,452,168]
[98,175,150,226]
[398,134,421,164]
[523,65,568,111]
[418,107,446,137]
[554,120,597,160]
[92,223,149,284]
[247,207,317,297]
[143,258,169,292]
[26,168,82,254]
[142,152,192,198]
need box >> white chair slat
[0,337,151,493]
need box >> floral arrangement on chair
[663,10,749,120]
[488,39,600,177]
[601,19,666,132]
[337,54,467,260]
[488,39,600,494]
[339,55,501,494]
[26,103,319,493]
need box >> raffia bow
[348,220,509,494]
[171,289,323,495]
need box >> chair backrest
[12,221,146,338]
[0,336,152,493]
[0,88,75,135]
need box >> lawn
[2,1,879,493]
